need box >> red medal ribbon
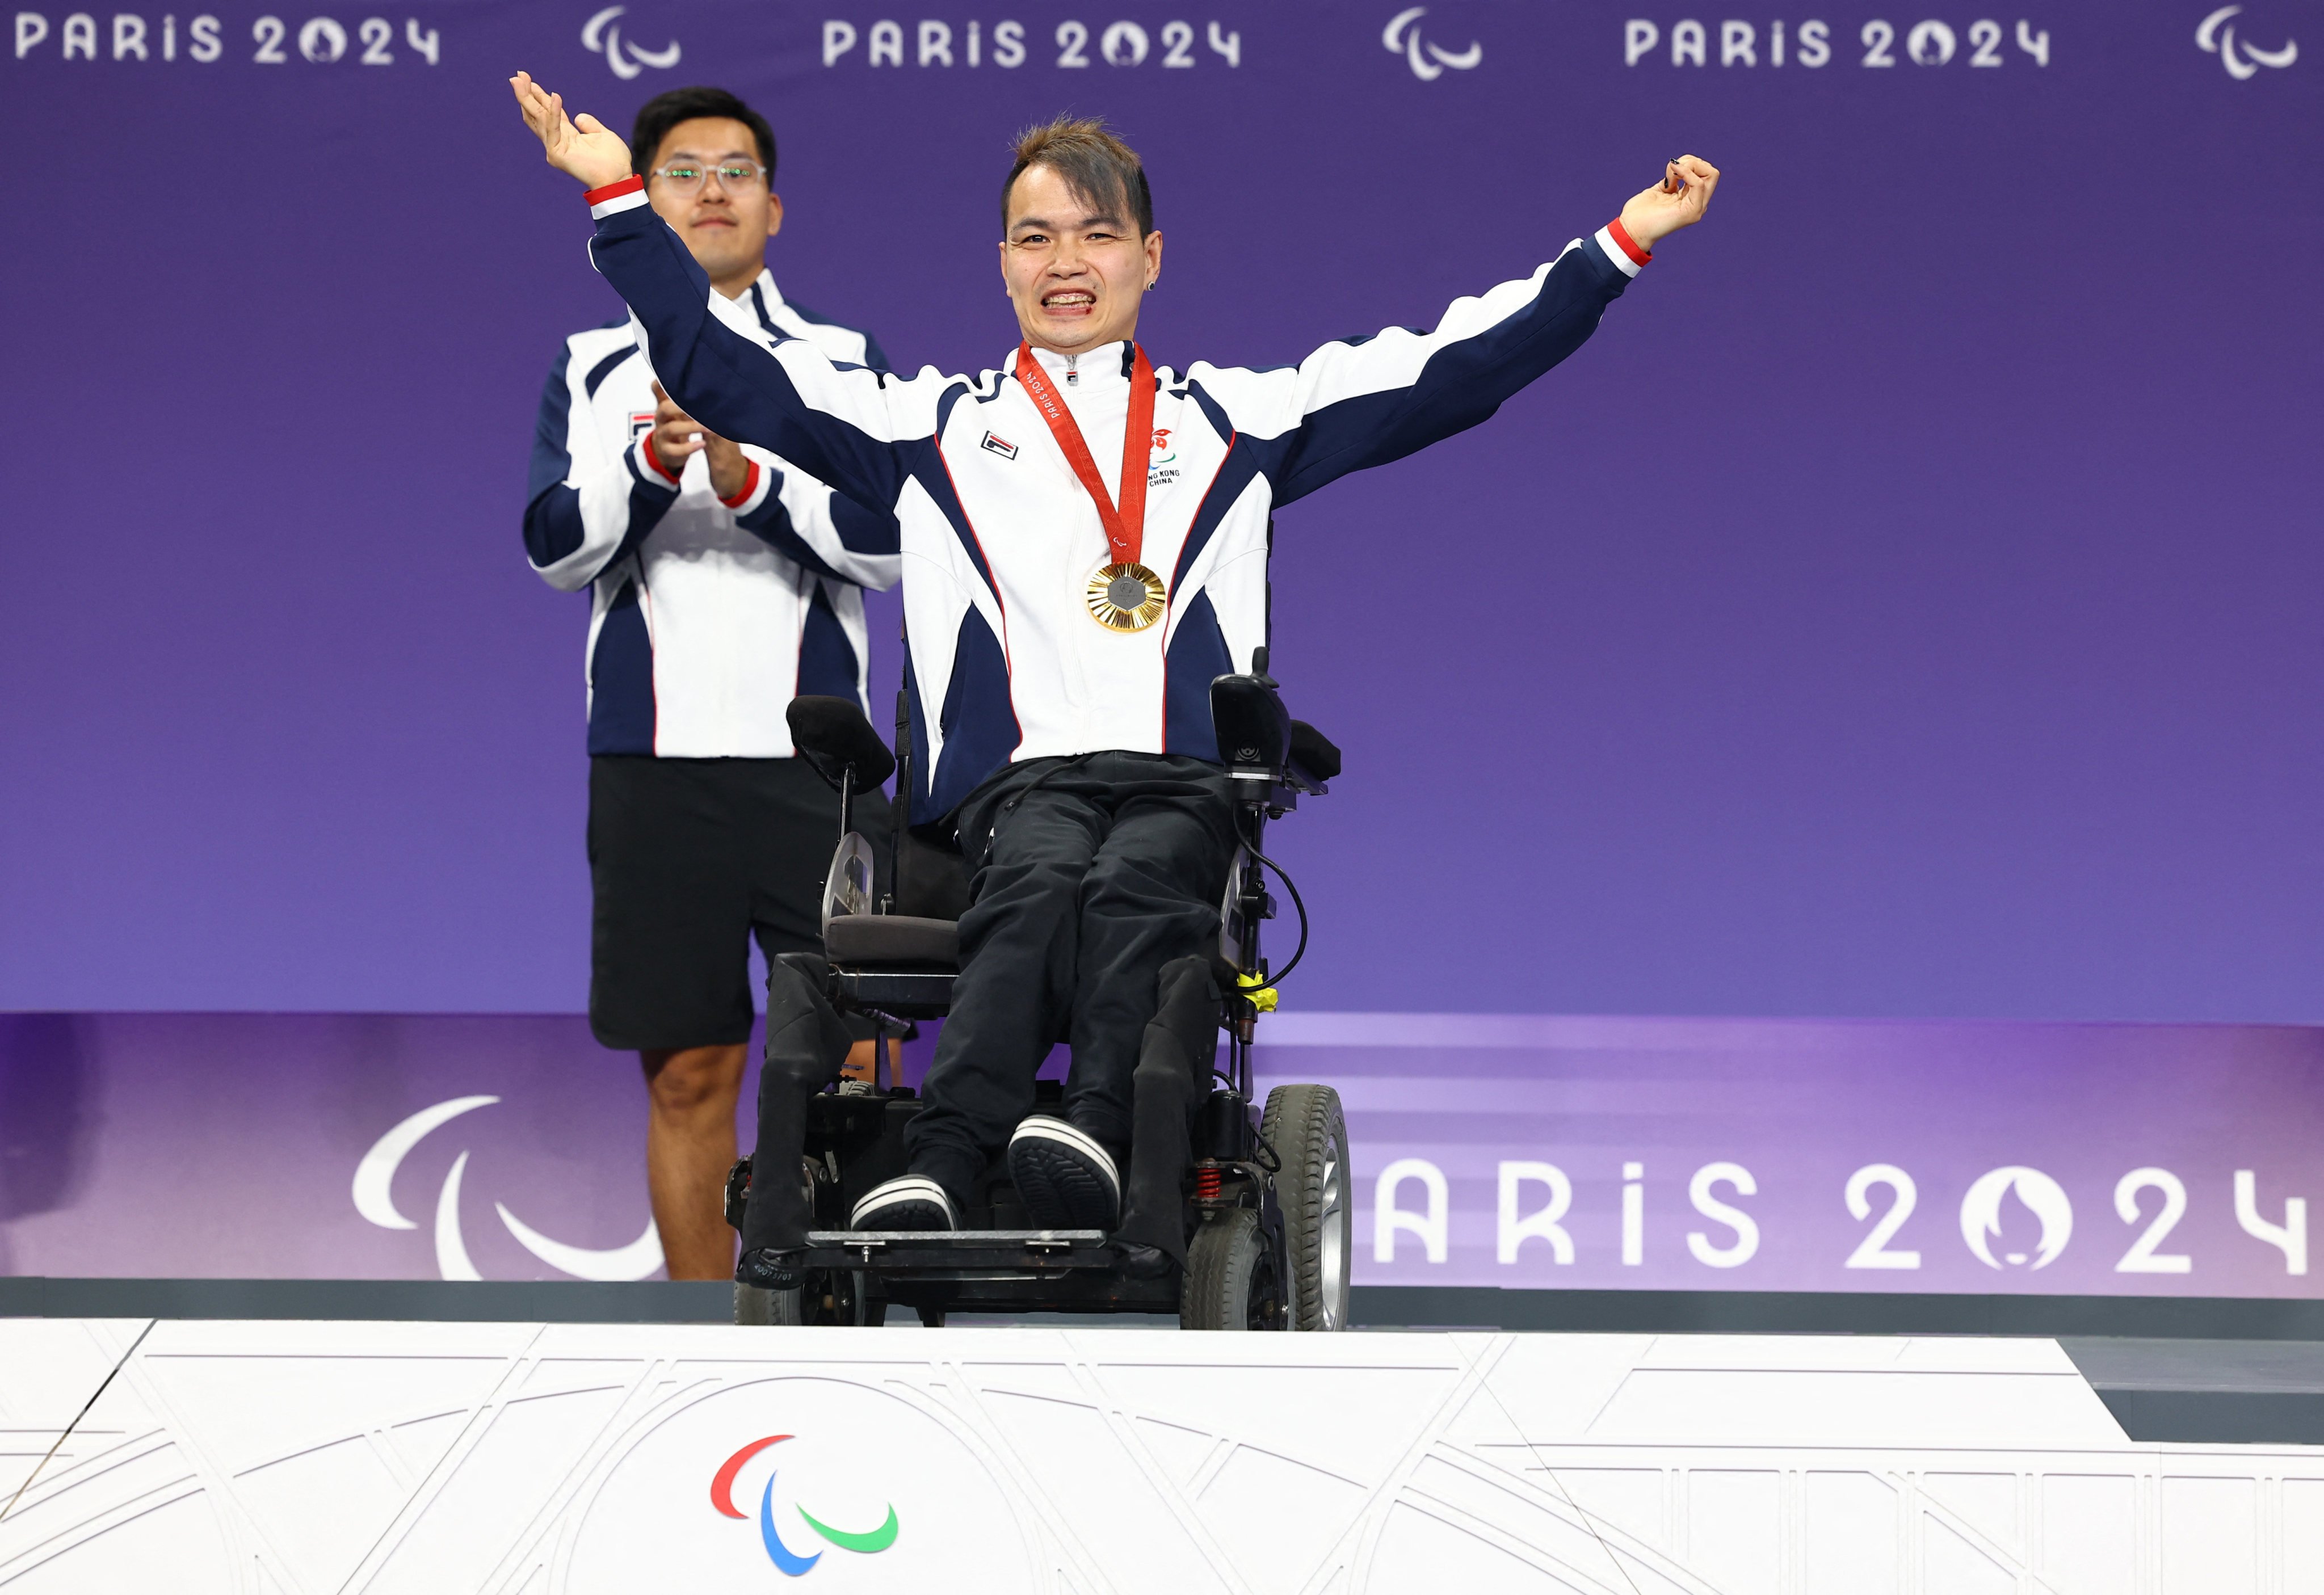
[1014,342,1157,569]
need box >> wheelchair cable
[1235,814,1310,987]
[1248,1125,1281,1173]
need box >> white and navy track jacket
[581,178,1646,810]
[523,270,901,757]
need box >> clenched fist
[1617,154,1721,252]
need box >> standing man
[523,86,899,1280]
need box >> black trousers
[902,752,1239,1203]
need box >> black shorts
[587,755,890,1052]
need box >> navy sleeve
[522,339,680,590]
[1245,235,1636,508]
[523,346,584,567]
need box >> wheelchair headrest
[787,696,896,789]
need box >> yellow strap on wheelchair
[1236,973,1279,1013]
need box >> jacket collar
[739,270,787,336]
[1020,340,1134,390]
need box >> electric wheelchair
[722,653,1351,1332]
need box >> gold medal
[1015,344,1169,637]
[1086,560,1167,631]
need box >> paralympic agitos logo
[711,1435,901,1577]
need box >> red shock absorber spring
[1195,1163,1222,1202]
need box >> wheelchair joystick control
[1210,672,1292,771]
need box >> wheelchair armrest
[1288,719,1340,785]
[788,696,897,790]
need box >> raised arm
[511,72,923,512]
[1222,157,1720,506]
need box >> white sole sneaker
[850,1175,958,1232]
[1007,1116,1121,1231]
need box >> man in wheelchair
[512,78,1720,1322]
[854,745,1244,1236]
[756,671,1338,1327]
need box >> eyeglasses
[648,161,770,193]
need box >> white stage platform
[5,1323,2321,1593]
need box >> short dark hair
[1001,115,1152,237]
[630,86,776,180]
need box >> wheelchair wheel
[1180,1208,1288,1331]
[1262,1084,1352,1331]
[734,1282,808,1325]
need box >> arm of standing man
[723,444,902,591]
[644,374,901,588]
[523,337,689,590]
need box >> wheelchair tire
[1180,1207,1288,1331]
[1263,1083,1352,1331]
[734,1282,809,1325]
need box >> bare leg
[837,1037,903,1083]
[641,1044,748,1280]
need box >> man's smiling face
[999,162,1163,355]
[645,115,782,295]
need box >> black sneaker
[849,1175,958,1231]
[1007,1116,1121,1231]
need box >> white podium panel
[3,1321,2321,1594]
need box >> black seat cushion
[825,914,959,970]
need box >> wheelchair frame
[729,664,1350,1331]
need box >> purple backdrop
[2,1011,2317,1294]
[1,1,2318,1021]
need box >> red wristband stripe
[641,431,679,485]
[584,174,645,206]
[719,460,762,510]
[1607,217,1653,267]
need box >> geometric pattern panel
[5,1322,2323,1594]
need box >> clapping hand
[510,70,633,190]
[1618,154,1721,252]
[649,382,751,500]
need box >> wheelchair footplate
[802,1228,1112,1274]
[798,1228,1187,1316]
